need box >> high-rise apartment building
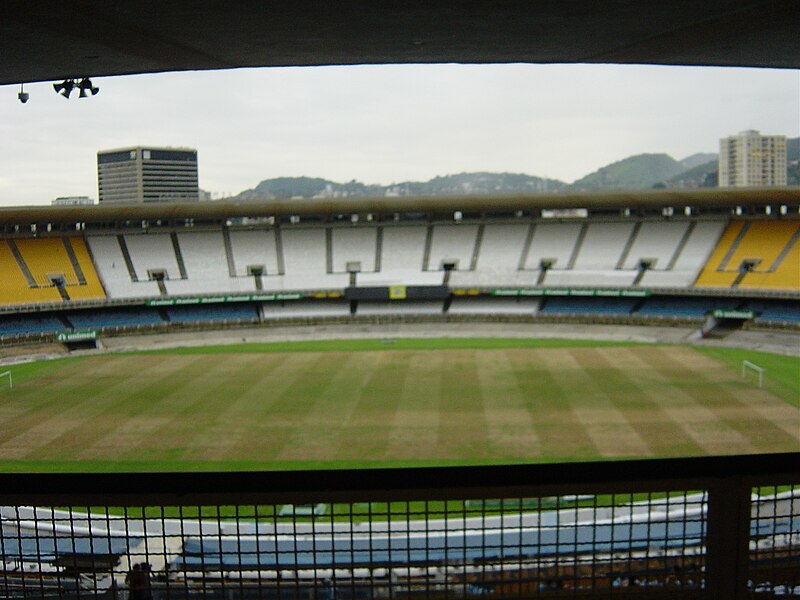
[97,147,199,204]
[718,130,787,187]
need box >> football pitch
[0,338,797,472]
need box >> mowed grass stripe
[201,353,303,461]
[0,355,131,438]
[507,349,598,460]
[1,355,201,459]
[694,347,800,407]
[475,349,540,460]
[634,347,763,454]
[616,347,756,455]
[135,337,641,356]
[676,349,800,448]
[158,353,275,462]
[545,348,651,458]
[576,348,705,457]
[565,348,654,457]
[330,351,411,461]
[384,352,443,461]
[437,350,490,460]
[217,353,329,462]
[252,352,351,461]
[82,355,241,461]
[646,348,798,451]
[276,351,394,462]
[0,359,95,445]
[0,340,796,472]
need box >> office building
[718,130,787,187]
[97,147,199,204]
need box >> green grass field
[0,338,797,473]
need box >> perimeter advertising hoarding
[345,286,450,301]
[489,288,652,298]
[712,309,755,319]
[146,293,305,307]
[56,330,98,342]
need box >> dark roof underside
[1,0,799,86]
[1,189,798,225]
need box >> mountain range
[230,138,799,200]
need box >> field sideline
[0,338,797,473]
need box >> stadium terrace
[0,189,797,337]
[0,188,798,598]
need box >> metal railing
[0,453,798,599]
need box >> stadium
[0,188,798,598]
[1,1,800,598]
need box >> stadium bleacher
[540,296,638,316]
[636,296,741,319]
[374,225,435,286]
[523,222,583,271]
[571,222,635,270]
[165,303,259,323]
[123,233,183,282]
[0,314,67,338]
[331,226,378,273]
[261,299,351,319]
[166,231,254,295]
[0,237,106,306]
[0,212,797,338]
[621,221,689,270]
[356,301,444,315]
[751,300,800,324]
[448,296,539,315]
[427,224,480,271]
[86,235,161,299]
[695,221,800,290]
[66,307,165,330]
[451,223,531,287]
[228,229,281,277]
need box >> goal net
[741,360,764,388]
[0,371,12,390]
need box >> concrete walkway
[98,321,800,356]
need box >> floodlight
[53,79,75,98]
[77,78,99,98]
[18,84,29,104]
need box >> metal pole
[706,476,751,600]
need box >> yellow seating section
[61,237,107,300]
[695,220,800,291]
[0,241,62,305]
[739,236,800,290]
[0,237,106,307]
[15,238,80,286]
[694,221,744,288]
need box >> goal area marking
[741,360,764,388]
[0,371,12,390]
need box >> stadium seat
[695,221,800,291]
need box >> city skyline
[0,63,798,206]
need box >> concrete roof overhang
[1,189,798,226]
[1,0,799,86]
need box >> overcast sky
[0,63,798,206]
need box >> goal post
[741,360,764,388]
[0,370,12,390]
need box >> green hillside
[231,137,798,199]
[569,153,684,190]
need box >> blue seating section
[0,315,66,337]
[635,297,739,318]
[540,297,637,315]
[67,307,165,329]
[166,303,258,323]
[751,301,800,323]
